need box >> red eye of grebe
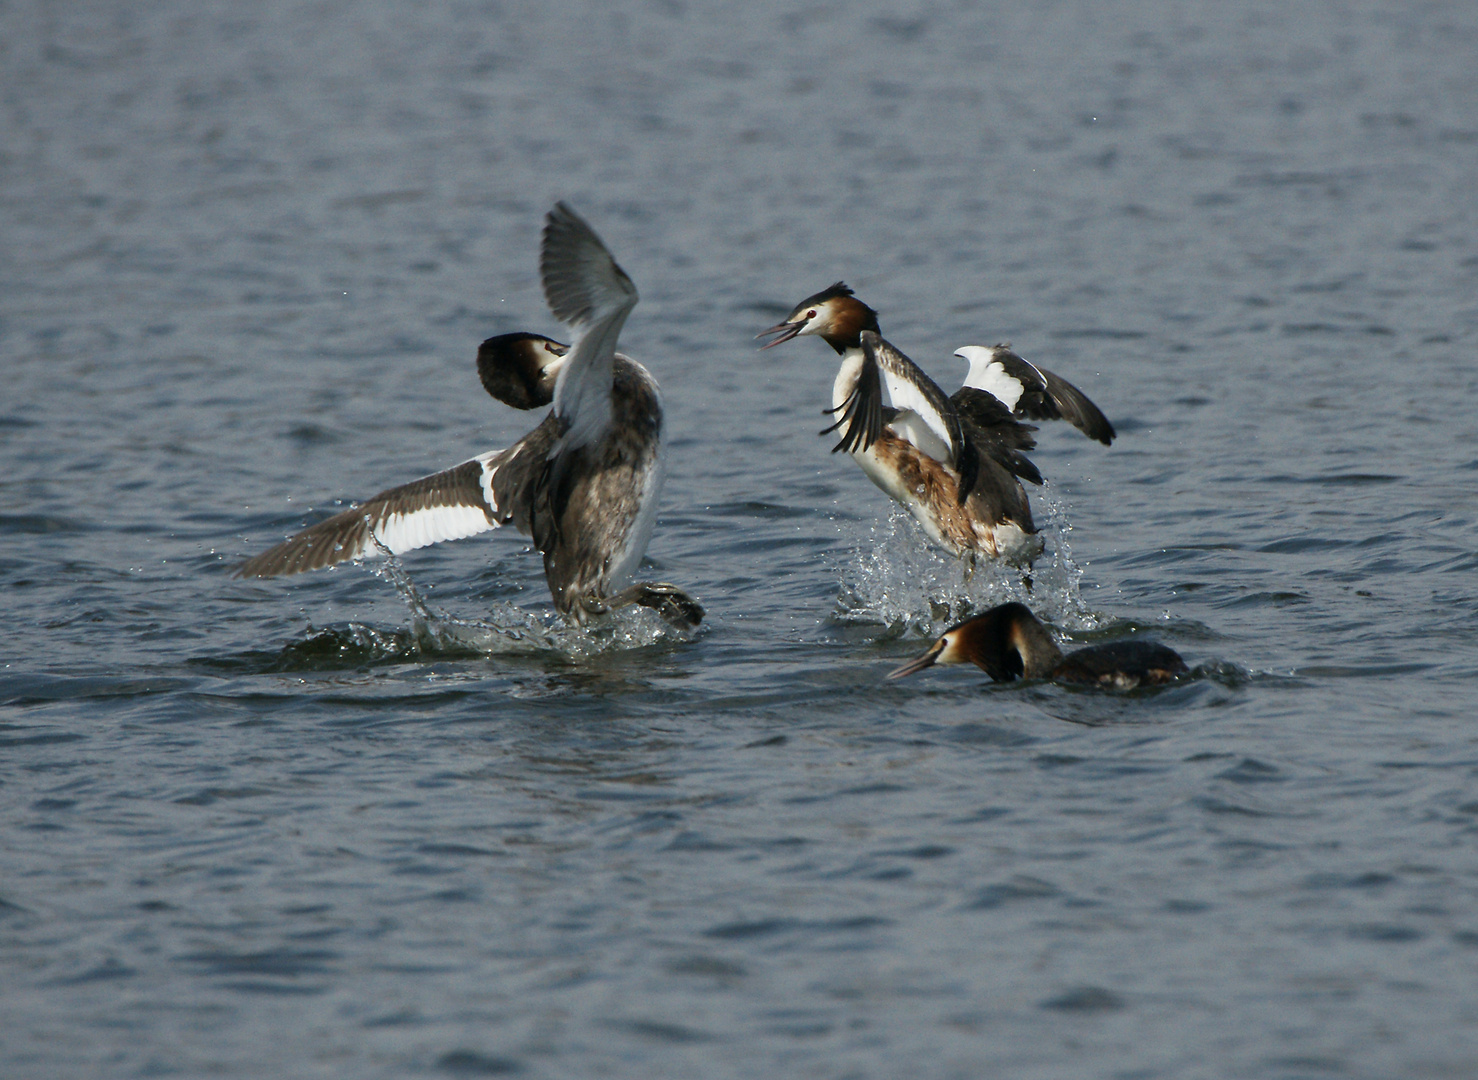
[806,309,817,319]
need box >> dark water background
[4,1,1478,1077]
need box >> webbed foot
[604,582,704,629]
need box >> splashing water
[834,482,1105,639]
[1031,482,1104,632]
[369,552,699,660]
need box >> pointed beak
[756,319,804,350]
[887,637,947,680]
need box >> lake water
[4,2,1478,1077]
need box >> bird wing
[956,345,1115,445]
[865,332,961,457]
[235,449,513,578]
[1034,366,1116,445]
[955,344,1035,411]
[952,388,1043,486]
[821,342,884,455]
[864,331,978,501]
[540,202,638,454]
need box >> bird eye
[806,309,817,320]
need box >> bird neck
[1011,617,1064,678]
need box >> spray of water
[368,550,697,660]
[833,481,1106,639]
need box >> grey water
[4,1,1478,1077]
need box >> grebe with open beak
[758,283,1040,566]
[759,284,1116,570]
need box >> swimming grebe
[236,202,702,629]
[757,284,1040,565]
[888,602,1186,689]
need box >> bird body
[760,284,1110,565]
[237,203,701,629]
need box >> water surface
[4,2,1478,1077]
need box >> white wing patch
[367,450,504,557]
[955,346,1026,411]
[879,367,955,456]
[864,335,960,464]
[475,448,503,512]
[236,451,507,578]
[371,502,496,557]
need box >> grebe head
[477,332,569,410]
[757,282,880,355]
[888,603,1063,682]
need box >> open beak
[887,637,946,680]
[756,319,804,350]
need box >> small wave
[264,621,427,671]
[832,486,1101,638]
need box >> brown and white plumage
[759,284,1120,567]
[888,602,1187,689]
[757,283,1039,564]
[236,203,702,629]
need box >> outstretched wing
[236,450,511,578]
[1032,366,1115,445]
[955,345,1115,445]
[541,202,638,454]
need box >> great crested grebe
[758,283,1037,564]
[236,202,701,629]
[888,602,1186,689]
[759,284,1115,569]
